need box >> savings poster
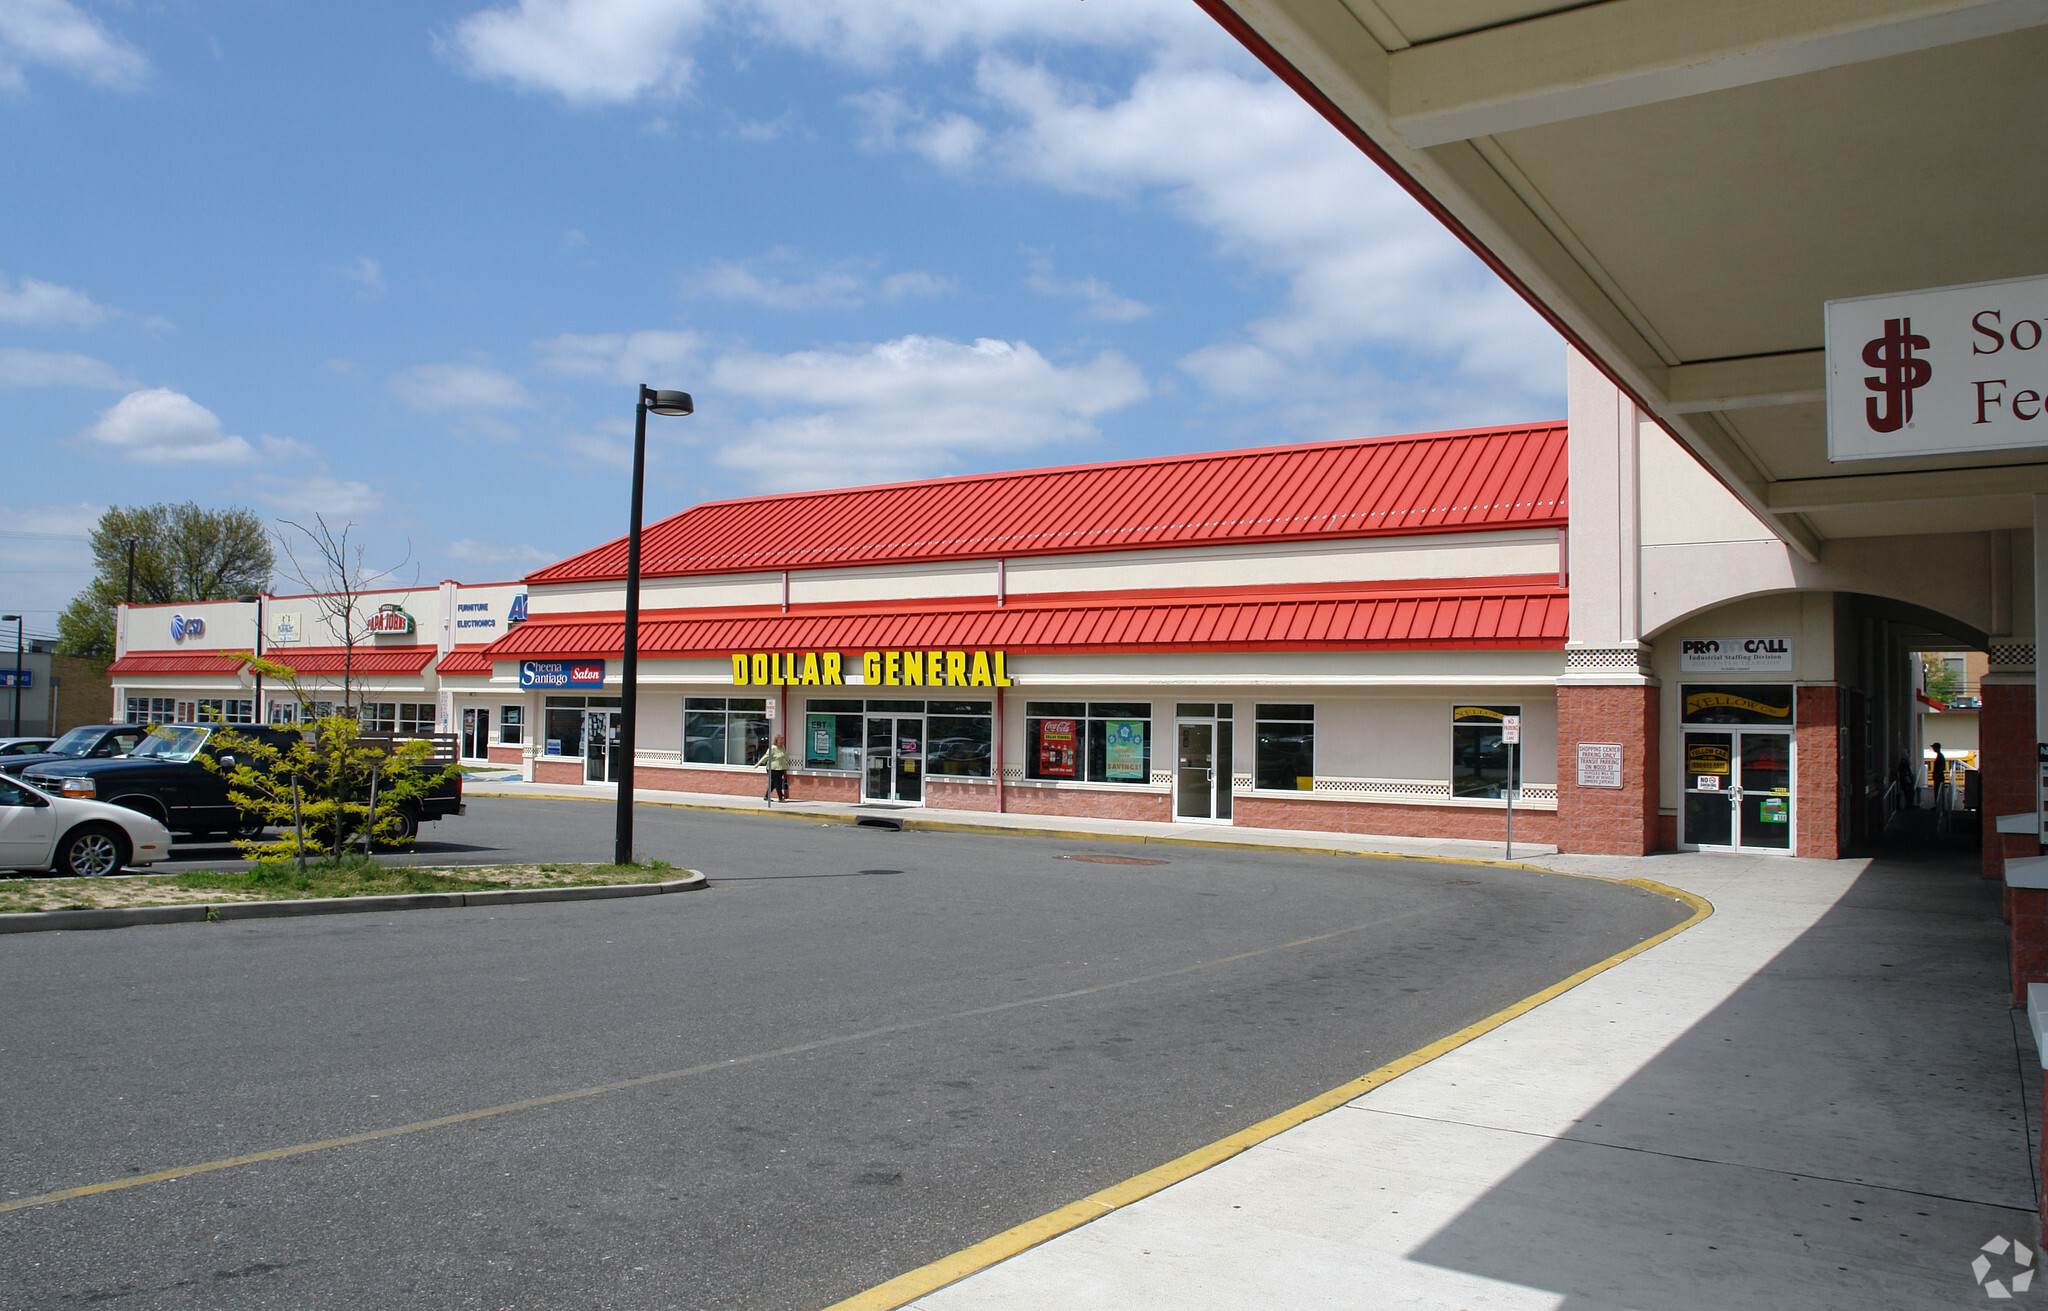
[1038,719,1077,778]
[1104,720,1144,781]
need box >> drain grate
[1058,853,1168,866]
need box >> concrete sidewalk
[475,781,2037,1306]
[892,845,2037,1310]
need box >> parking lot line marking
[0,908,1439,1218]
[821,878,1713,1311]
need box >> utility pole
[124,539,137,604]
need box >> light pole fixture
[616,386,694,867]
[3,615,20,737]
[239,593,265,724]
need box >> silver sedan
[0,774,174,877]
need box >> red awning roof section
[486,580,1567,660]
[262,645,437,675]
[106,650,252,676]
[527,423,1567,584]
[436,645,494,676]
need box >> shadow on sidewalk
[1407,848,2040,1308]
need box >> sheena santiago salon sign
[1827,273,2048,461]
[732,649,1014,688]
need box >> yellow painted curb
[821,877,1714,1311]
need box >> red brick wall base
[926,778,999,812]
[487,746,523,766]
[1983,683,2037,879]
[628,766,861,803]
[1233,794,1557,845]
[2014,887,2048,1006]
[1555,685,1659,855]
[533,759,584,786]
[1795,686,1842,860]
[1000,786,1172,822]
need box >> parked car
[22,723,463,842]
[0,723,149,777]
[0,737,56,757]
[0,773,173,876]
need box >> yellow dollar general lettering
[862,651,881,684]
[994,651,1012,687]
[823,652,843,684]
[903,650,924,686]
[731,654,749,685]
[800,652,820,685]
[946,650,967,685]
[970,651,992,687]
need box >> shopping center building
[106,354,1986,858]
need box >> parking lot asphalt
[1,796,1691,1310]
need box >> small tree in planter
[203,656,458,865]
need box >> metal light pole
[4,615,21,736]
[239,594,265,722]
[615,386,694,867]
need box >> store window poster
[1104,720,1144,781]
[1039,719,1077,778]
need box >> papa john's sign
[1827,273,2048,461]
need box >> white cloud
[0,0,149,92]
[0,272,108,327]
[694,260,864,312]
[246,473,383,517]
[536,329,705,384]
[443,0,714,104]
[337,256,386,298]
[1026,260,1150,323]
[387,362,535,412]
[0,347,129,389]
[708,333,1147,488]
[258,434,320,460]
[85,388,254,463]
[879,270,955,301]
[448,538,552,566]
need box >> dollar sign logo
[1860,316,1932,433]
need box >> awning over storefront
[107,650,251,676]
[436,645,494,676]
[262,645,437,675]
[527,423,1568,583]
[485,580,1568,661]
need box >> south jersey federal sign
[1827,273,2048,462]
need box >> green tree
[56,503,276,661]
[1922,653,1962,705]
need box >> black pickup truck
[0,723,150,778]
[22,723,464,842]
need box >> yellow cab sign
[732,649,1013,688]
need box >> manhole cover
[1057,853,1168,866]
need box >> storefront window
[358,703,436,734]
[684,697,771,765]
[928,701,993,777]
[1025,702,1152,782]
[498,705,523,745]
[545,695,587,760]
[803,700,865,770]
[196,698,255,725]
[1451,705,1519,798]
[1254,704,1315,791]
[126,696,176,725]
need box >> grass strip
[0,859,677,913]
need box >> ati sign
[365,604,416,635]
[1679,636,1793,673]
[1827,273,2048,461]
[520,660,606,689]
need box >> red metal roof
[527,423,1567,583]
[484,579,1566,659]
[436,645,495,676]
[262,645,436,675]
[107,650,251,676]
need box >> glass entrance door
[585,710,621,783]
[461,707,489,760]
[1737,731,1793,849]
[1176,720,1239,822]
[1683,729,1792,850]
[863,716,925,803]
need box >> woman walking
[758,735,790,804]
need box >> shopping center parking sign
[520,660,606,689]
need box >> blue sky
[0,0,1563,636]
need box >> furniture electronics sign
[1679,636,1793,673]
[1827,273,2048,461]
[520,660,606,689]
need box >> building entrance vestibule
[586,709,623,784]
[1680,683,1795,853]
[1174,704,1233,822]
[461,707,490,760]
[864,714,924,804]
